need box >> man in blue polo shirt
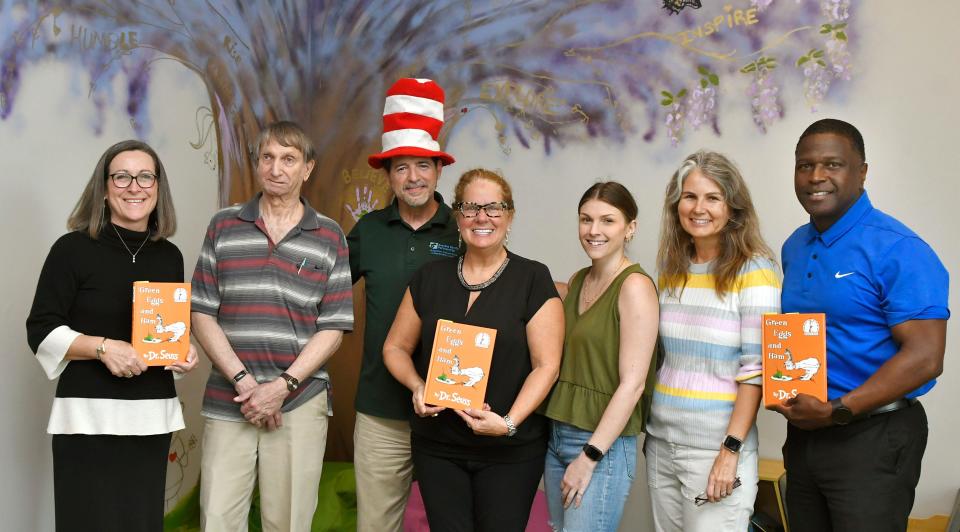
[773,118,949,531]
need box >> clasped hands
[234,376,288,431]
[412,383,509,436]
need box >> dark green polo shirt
[348,192,460,419]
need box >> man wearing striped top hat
[348,78,459,531]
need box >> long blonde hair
[657,150,774,297]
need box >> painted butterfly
[663,0,703,15]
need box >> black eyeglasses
[453,201,512,218]
[109,171,158,188]
[694,477,741,506]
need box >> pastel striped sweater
[646,257,781,451]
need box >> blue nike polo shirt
[781,192,950,400]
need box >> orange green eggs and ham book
[131,281,191,366]
[423,319,497,410]
[762,313,827,408]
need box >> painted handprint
[345,185,380,221]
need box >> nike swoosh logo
[835,271,855,279]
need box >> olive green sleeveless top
[542,264,660,435]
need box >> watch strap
[582,443,604,462]
[232,369,248,383]
[95,338,107,361]
[280,372,299,392]
[830,398,853,425]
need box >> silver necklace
[111,223,151,263]
[458,255,510,291]
[582,256,628,306]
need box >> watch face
[282,373,299,391]
[832,406,852,424]
[831,399,853,424]
[583,444,603,461]
[723,435,743,453]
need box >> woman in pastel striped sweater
[645,150,781,532]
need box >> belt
[851,398,917,423]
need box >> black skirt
[52,433,172,532]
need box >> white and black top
[26,226,185,435]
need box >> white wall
[0,59,217,531]
[442,1,960,526]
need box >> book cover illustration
[762,313,827,408]
[131,281,191,366]
[423,319,497,410]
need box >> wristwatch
[95,338,107,361]
[280,372,299,392]
[502,414,518,437]
[232,369,248,383]
[722,435,743,454]
[582,443,604,462]
[830,398,853,425]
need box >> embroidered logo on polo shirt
[834,271,855,279]
[429,242,458,257]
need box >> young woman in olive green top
[542,182,660,532]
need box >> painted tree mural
[2,0,857,219]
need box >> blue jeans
[544,421,637,532]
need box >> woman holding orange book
[384,168,563,531]
[26,140,198,532]
[541,181,661,532]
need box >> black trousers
[413,448,545,532]
[52,433,172,532]
[782,401,927,532]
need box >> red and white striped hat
[367,78,456,169]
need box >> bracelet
[502,414,518,437]
[232,369,248,383]
[95,338,107,361]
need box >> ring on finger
[125,372,133,378]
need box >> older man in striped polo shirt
[191,121,353,532]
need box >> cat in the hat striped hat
[368,78,456,170]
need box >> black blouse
[409,251,559,462]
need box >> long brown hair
[657,150,774,297]
[67,140,177,240]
